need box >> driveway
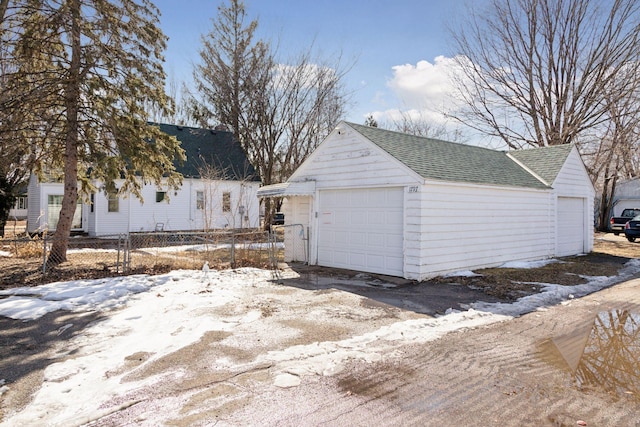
[277,263,505,316]
[1,260,639,426]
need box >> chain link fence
[127,230,283,271]
[0,229,287,287]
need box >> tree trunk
[48,0,81,266]
[596,155,621,232]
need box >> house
[258,121,594,280]
[27,123,261,236]
[8,183,28,220]
[610,177,640,217]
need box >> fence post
[268,229,275,269]
[124,234,130,273]
[42,235,47,274]
[230,232,235,268]
[116,235,121,273]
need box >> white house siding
[290,129,422,189]
[613,199,640,216]
[27,175,41,233]
[28,176,260,236]
[414,182,554,279]
[612,178,640,216]
[89,181,131,236]
[27,178,85,234]
[123,180,260,234]
[281,196,311,262]
[551,148,595,255]
[403,185,427,280]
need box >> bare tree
[582,76,640,230]
[196,164,248,230]
[382,109,466,142]
[192,0,350,227]
[450,0,640,149]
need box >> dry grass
[0,231,637,296]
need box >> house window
[108,191,119,212]
[47,195,82,230]
[13,196,27,210]
[90,193,94,213]
[222,192,231,212]
[156,191,166,203]
[196,191,204,210]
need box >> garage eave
[257,181,316,198]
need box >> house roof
[508,144,573,185]
[156,123,260,182]
[346,122,551,189]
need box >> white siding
[282,196,311,262]
[26,178,87,234]
[279,128,594,280]
[121,180,259,235]
[290,127,420,277]
[552,148,595,255]
[290,128,420,190]
[413,182,554,279]
[28,178,260,236]
[557,197,586,256]
[612,178,640,214]
[26,174,41,234]
[89,180,129,235]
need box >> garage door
[317,187,404,276]
[557,197,586,256]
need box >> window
[222,192,231,212]
[47,195,82,230]
[13,196,27,210]
[156,191,166,203]
[107,191,119,212]
[90,194,94,213]
[196,191,204,210]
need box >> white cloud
[366,56,466,127]
[387,56,459,111]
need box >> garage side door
[557,197,586,257]
[317,188,404,276]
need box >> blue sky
[154,0,473,125]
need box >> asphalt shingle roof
[509,144,573,185]
[156,123,259,182]
[346,122,551,189]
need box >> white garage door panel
[318,187,404,276]
[558,197,585,256]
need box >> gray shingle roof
[346,122,550,189]
[156,123,259,181]
[509,144,573,185]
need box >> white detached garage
[259,122,594,281]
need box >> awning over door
[257,181,315,198]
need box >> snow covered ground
[1,258,640,426]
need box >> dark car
[271,212,285,226]
[624,215,640,242]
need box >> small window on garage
[222,192,231,212]
[196,191,204,210]
[156,191,166,203]
[108,191,119,212]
